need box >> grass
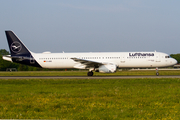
[0,78,180,119]
[0,70,180,76]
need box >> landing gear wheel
[87,71,93,76]
[156,72,159,76]
[156,67,159,76]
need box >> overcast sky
[0,0,180,54]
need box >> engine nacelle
[98,64,117,73]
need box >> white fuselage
[30,51,177,69]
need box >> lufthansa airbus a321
[3,31,177,76]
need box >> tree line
[0,49,179,71]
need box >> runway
[0,75,180,79]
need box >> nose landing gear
[156,67,159,76]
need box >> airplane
[2,31,177,76]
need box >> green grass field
[1,78,180,119]
[0,70,180,76]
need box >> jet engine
[98,64,117,73]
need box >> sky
[0,0,180,54]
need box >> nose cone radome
[171,58,178,65]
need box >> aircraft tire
[156,72,159,76]
[87,71,93,76]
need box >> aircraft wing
[71,57,104,68]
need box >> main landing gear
[156,67,159,76]
[87,71,94,76]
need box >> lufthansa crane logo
[11,42,22,53]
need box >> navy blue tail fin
[5,31,31,56]
[5,31,42,68]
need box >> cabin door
[120,55,125,63]
[156,54,161,62]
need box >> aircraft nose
[171,58,177,65]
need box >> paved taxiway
[0,76,180,79]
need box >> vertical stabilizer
[5,31,31,56]
[4,31,42,68]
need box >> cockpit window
[165,56,170,58]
